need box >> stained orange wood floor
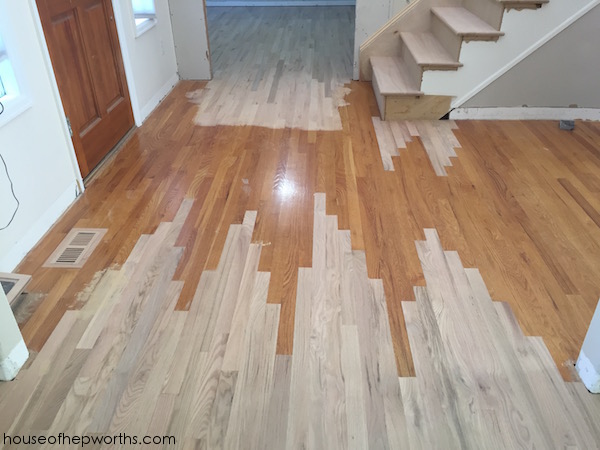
[13,80,600,381]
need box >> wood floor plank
[207,371,238,450]
[261,355,292,450]
[5,11,600,448]
[162,271,216,396]
[567,382,600,442]
[224,273,279,450]
[340,325,368,450]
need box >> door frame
[106,0,144,126]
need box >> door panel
[37,0,134,177]
[79,0,123,110]
[50,10,99,130]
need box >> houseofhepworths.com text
[3,433,176,447]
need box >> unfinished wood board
[372,118,461,175]
[400,31,462,69]
[370,56,423,95]
[188,6,353,130]
[359,0,462,80]
[385,94,453,121]
[403,228,598,447]
[7,70,600,448]
[5,193,600,448]
[13,79,600,382]
[431,7,504,39]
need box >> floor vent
[0,272,32,304]
[43,228,107,269]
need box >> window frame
[131,0,157,38]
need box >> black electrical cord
[0,100,20,230]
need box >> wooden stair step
[400,32,462,70]
[499,0,549,10]
[431,7,504,39]
[370,56,423,96]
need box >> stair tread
[431,7,505,38]
[370,56,423,96]
[400,32,462,69]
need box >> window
[0,27,29,127]
[0,35,6,98]
[132,0,157,37]
[0,31,18,101]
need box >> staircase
[361,0,549,120]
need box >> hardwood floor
[189,6,354,130]
[3,7,600,447]
[372,117,461,175]
[3,191,599,447]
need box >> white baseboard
[576,350,600,393]
[0,339,29,381]
[139,73,180,124]
[0,181,79,272]
[450,107,600,121]
[207,1,355,6]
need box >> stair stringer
[421,0,600,108]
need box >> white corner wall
[169,0,212,80]
[0,288,28,381]
[112,0,179,125]
[353,0,408,79]
[577,299,600,393]
[463,4,600,109]
[421,0,600,108]
[0,0,82,272]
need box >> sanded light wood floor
[372,117,461,175]
[2,192,599,448]
[9,77,600,380]
[4,10,600,441]
[186,6,354,130]
[10,78,600,378]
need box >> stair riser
[371,71,388,120]
[400,43,425,87]
[385,95,453,120]
[463,0,505,30]
[431,14,463,60]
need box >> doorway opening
[194,4,355,130]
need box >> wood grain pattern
[405,230,599,447]
[372,118,461,175]
[4,9,600,447]
[11,80,600,382]
[187,6,353,130]
[4,191,600,448]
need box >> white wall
[463,4,600,108]
[0,0,82,272]
[0,288,28,380]
[170,0,212,80]
[353,0,408,79]
[112,0,180,124]
[422,0,600,108]
[577,299,600,393]
[0,0,181,271]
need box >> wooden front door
[36,0,134,178]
